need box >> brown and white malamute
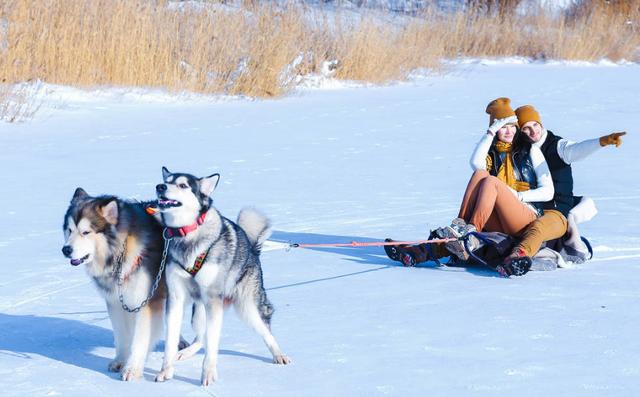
[61,188,200,380]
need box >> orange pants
[458,170,538,236]
[516,209,568,257]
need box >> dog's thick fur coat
[62,188,167,380]
[154,168,290,385]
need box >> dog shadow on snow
[269,230,500,282]
[0,312,117,377]
[0,312,268,384]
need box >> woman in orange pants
[387,98,554,269]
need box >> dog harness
[120,254,144,282]
[182,225,225,277]
[159,211,217,276]
[186,247,211,276]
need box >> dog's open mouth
[157,198,182,209]
[70,254,90,266]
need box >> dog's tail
[237,207,272,254]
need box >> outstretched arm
[558,131,626,164]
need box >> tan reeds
[0,0,638,119]
[0,83,42,123]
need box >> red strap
[165,212,207,238]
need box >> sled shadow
[271,230,502,279]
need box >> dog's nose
[62,245,73,257]
[156,184,167,193]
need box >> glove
[487,115,518,135]
[599,131,626,147]
[514,180,530,192]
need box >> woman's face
[497,124,517,143]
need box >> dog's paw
[201,366,218,386]
[273,354,292,365]
[121,366,142,381]
[176,341,202,361]
[155,366,174,382]
[108,360,124,372]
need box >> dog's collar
[164,212,207,238]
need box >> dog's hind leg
[233,282,291,365]
[177,302,205,361]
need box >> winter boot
[384,233,449,267]
[437,218,480,261]
[384,239,418,266]
[496,248,532,277]
[383,238,403,261]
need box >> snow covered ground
[1,62,639,396]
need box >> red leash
[290,237,457,249]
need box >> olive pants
[515,209,568,257]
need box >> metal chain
[117,233,172,313]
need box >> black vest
[487,141,544,214]
[487,144,538,188]
[539,130,574,217]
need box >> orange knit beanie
[515,105,542,127]
[486,97,517,127]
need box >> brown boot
[396,241,449,267]
[384,238,406,262]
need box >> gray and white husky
[61,188,168,380]
[153,167,291,386]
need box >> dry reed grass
[0,0,638,121]
[0,83,42,123]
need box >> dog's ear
[100,200,119,225]
[162,166,172,182]
[72,187,89,203]
[199,173,220,197]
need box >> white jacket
[532,128,602,164]
[469,133,554,204]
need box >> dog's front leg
[201,296,224,386]
[106,301,129,373]
[155,283,186,382]
[121,304,153,381]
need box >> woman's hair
[512,128,532,153]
